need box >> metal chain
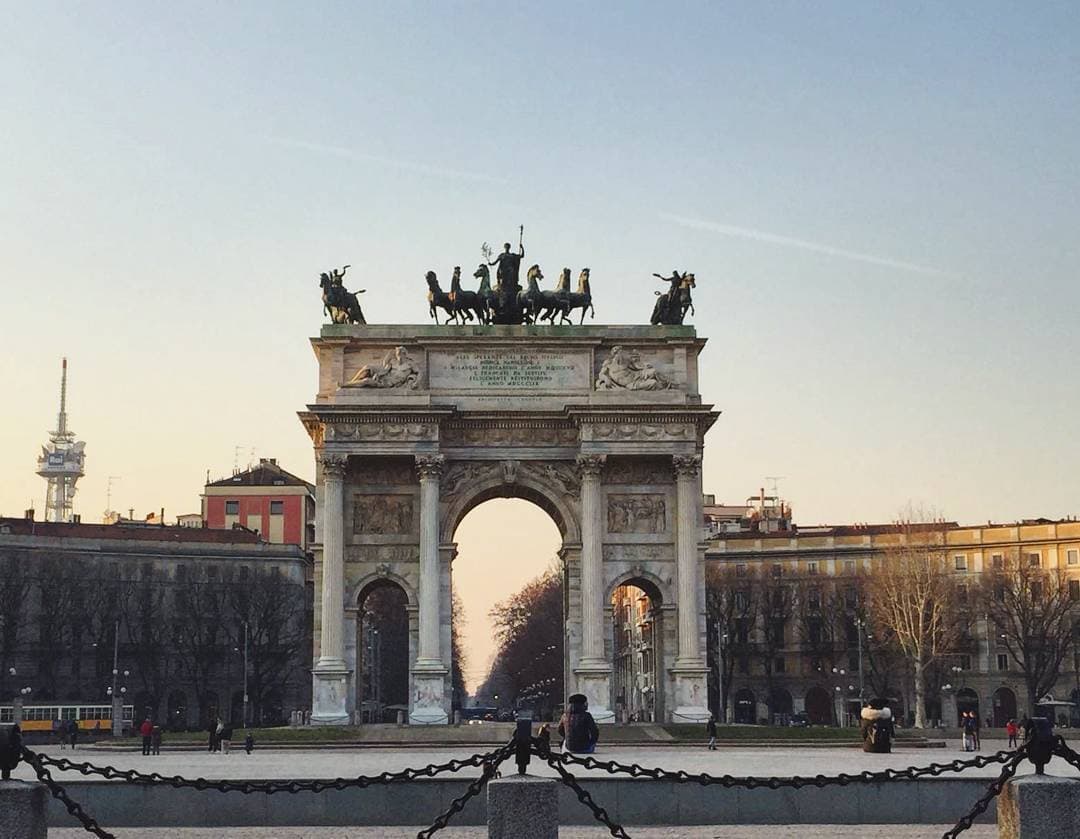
[543,746,1019,790]
[542,750,631,838]
[1051,735,1080,771]
[416,743,513,838]
[24,746,505,795]
[21,747,116,839]
[940,748,1028,838]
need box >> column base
[669,665,710,723]
[410,667,449,725]
[310,668,351,726]
[573,665,615,724]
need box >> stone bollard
[0,780,48,839]
[998,775,1080,839]
[487,774,558,839]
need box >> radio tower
[36,358,86,522]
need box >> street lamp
[715,626,728,723]
[235,621,249,731]
[855,618,866,702]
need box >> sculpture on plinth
[347,346,420,389]
[320,265,367,324]
[595,345,673,391]
[650,270,696,325]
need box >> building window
[1031,581,1043,600]
[225,500,239,515]
[959,655,972,670]
[807,561,818,575]
[954,555,967,571]
[270,500,284,515]
[956,584,968,604]
[808,588,821,611]
[737,656,749,674]
[1068,549,1079,566]
[770,619,785,644]
[1070,579,1080,602]
[997,654,1009,671]
[771,564,783,579]
[774,656,785,673]
[843,559,856,575]
[1028,553,1041,568]
[848,652,859,672]
[992,553,1004,571]
[735,563,747,577]
[843,586,858,610]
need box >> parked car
[788,712,811,728]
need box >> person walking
[57,718,68,751]
[973,711,981,751]
[243,730,254,755]
[1006,718,1019,748]
[706,715,718,750]
[151,725,162,756]
[68,718,79,750]
[140,718,154,756]
[220,720,234,755]
[962,711,977,752]
[558,694,599,754]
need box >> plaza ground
[52,827,996,838]
[14,741,1073,783]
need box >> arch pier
[300,324,718,724]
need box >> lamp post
[109,620,123,737]
[234,621,249,730]
[856,618,865,702]
[831,666,847,726]
[9,668,27,724]
[715,624,728,724]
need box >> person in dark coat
[67,718,79,750]
[706,715,718,750]
[151,725,162,755]
[220,721,234,754]
[859,700,894,754]
[558,694,599,754]
[243,731,254,754]
[140,718,154,756]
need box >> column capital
[321,452,348,479]
[576,454,606,478]
[415,454,446,480]
[672,454,702,479]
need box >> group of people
[53,717,80,750]
[138,718,163,755]
[207,718,254,755]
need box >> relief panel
[352,494,415,535]
[606,494,668,534]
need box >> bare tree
[864,516,965,728]
[172,567,227,725]
[450,590,468,711]
[0,552,31,700]
[979,550,1078,716]
[752,564,795,720]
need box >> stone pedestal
[574,667,614,724]
[410,668,449,725]
[998,775,1080,839]
[487,774,558,839]
[0,780,47,839]
[310,669,350,725]
[670,667,711,723]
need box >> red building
[202,459,315,550]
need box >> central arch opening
[452,498,563,719]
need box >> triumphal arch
[300,324,717,724]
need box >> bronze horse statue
[650,270,695,325]
[550,268,595,325]
[426,271,458,324]
[449,266,487,324]
[473,264,497,323]
[518,264,564,324]
[320,266,366,324]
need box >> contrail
[660,213,956,277]
[267,136,507,185]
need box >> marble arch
[300,324,718,724]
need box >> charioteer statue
[484,225,527,324]
[319,265,367,325]
[650,269,696,325]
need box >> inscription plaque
[428,350,590,391]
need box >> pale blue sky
[3,1,1078,533]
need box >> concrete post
[487,775,558,839]
[998,775,1080,838]
[0,780,47,839]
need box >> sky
[2,3,1079,686]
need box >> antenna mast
[37,358,86,522]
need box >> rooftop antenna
[105,476,121,512]
[764,476,785,498]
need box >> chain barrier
[544,745,1020,790]
[8,732,1079,837]
[940,747,1028,839]
[21,747,115,839]
[23,745,504,795]
[416,742,514,838]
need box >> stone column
[573,455,613,722]
[312,452,350,725]
[999,775,1080,838]
[411,455,448,724]
[670,454,710,722]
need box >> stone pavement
[15,742,1074,783]
[52,827,996,838]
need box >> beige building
[703,516,1080,728]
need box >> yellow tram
[0,703,134,732]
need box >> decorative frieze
[326,422,438,442]
[441,423,578,447]
[607,494,668,534]
[352,458,415,485]
[595,346,674,391]
[587,422,694,442]
[604,457,673,485]
[353,494,415,534]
